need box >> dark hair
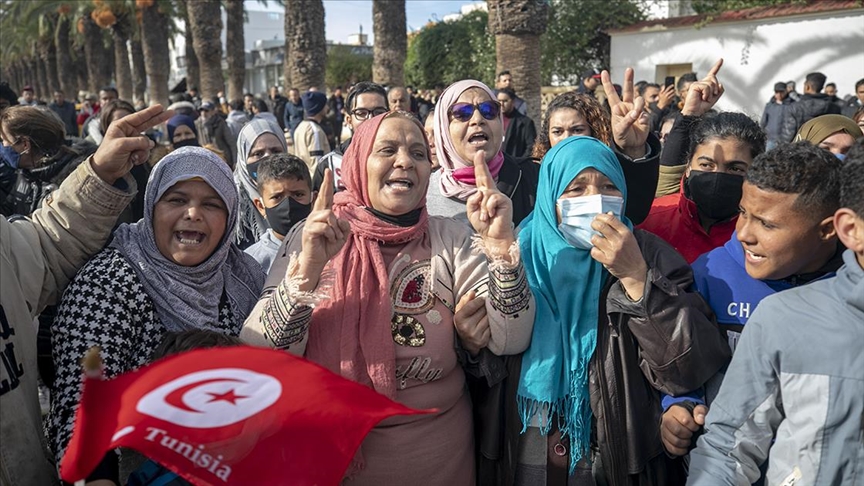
[99,86,118,95]
[805,72,827,92]
[532,91,612,159]
[639,82,660,97]
[243,92,254,99]
[256,153,312,189]
[825,82,837,89]
[746,141,841,220]
[346,81,387,111]
[497,87,517,100]
[152,330,242,360]
[841,139,864,215]
[497,70,511,79]
[634,80,647,95]
[687,112,766,165]
[0,81,18,108]
[229,99,244,111]
[855,78,864,91]
[252,98,269,113]
[677,73,697,91]
[100,100,136,134]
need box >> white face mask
[557,194,625,249]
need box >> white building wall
[610,9,864,118]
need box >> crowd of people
[0,59,862,486]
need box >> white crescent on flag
[136,368,282,428]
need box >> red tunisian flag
[60,346,430,486]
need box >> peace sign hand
[91,104,174,184]
[297,168,351,291]
[466,151,515,261]
[682,58,725,117]
[602,68,651,159]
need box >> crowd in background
[1,60,863,486]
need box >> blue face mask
[557,194,625,250]
[0,145,20,168]
[835,153,846,161]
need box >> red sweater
[638,183,737,263]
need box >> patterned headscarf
[433,80,505,199]
[234,118,288,243]
[111,146,264,331]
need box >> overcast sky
[250,1,481,44]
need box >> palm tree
[487,0,549,122]
[284,0,326,92]
[55,7,77,99]
[186,0,224,101]
[80,9,112,92]
[130,24,146,104]
[139,0,171,107]
[372,0,406,87]
[177,0,200,97]
[225,0,244,101]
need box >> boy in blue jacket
[660,142,845,456]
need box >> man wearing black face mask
[244,154,314,271]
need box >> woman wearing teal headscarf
[487,136,729,486]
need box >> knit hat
[301,91,327,116]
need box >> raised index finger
[473,150,493,190]
[314,168,335,211]
[601,70,621,107]
[114,104,174,136]
[706,58,724,79]
[622,67,635,104]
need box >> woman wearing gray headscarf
[47,147,264,483]
[235,118,288,248]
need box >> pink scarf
[433,79,505,199]
[305,113,430,399]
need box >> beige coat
[0,159,135,485]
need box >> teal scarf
[517,136,631,473]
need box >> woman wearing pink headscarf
[429,80,541,225]
[241,111,535,485]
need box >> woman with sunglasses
[430,80,540,225]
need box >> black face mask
[173,138,199,149]
[265,196,312,236]
[246,161,260,181]
[684,170,744,221]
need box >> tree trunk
[186,0,224,101]
[225,0,245,101]
[285,0,326,92]
[112,19,134,102]
[73,43,88,96]
[372,0,406,87]
[55,15,77,98]
[282,3,292,89]
[179,0,200,95]
[487,0,549,122]
[140,1,171,107]
[35,51,50,100]
[130,24,147,104]
[82,13,111,92]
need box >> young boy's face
[736,182,837,280]
[257,177,312,213]
[254,177,314,239]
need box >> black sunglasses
[448,101,500,122]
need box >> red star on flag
[206,389,247,405]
